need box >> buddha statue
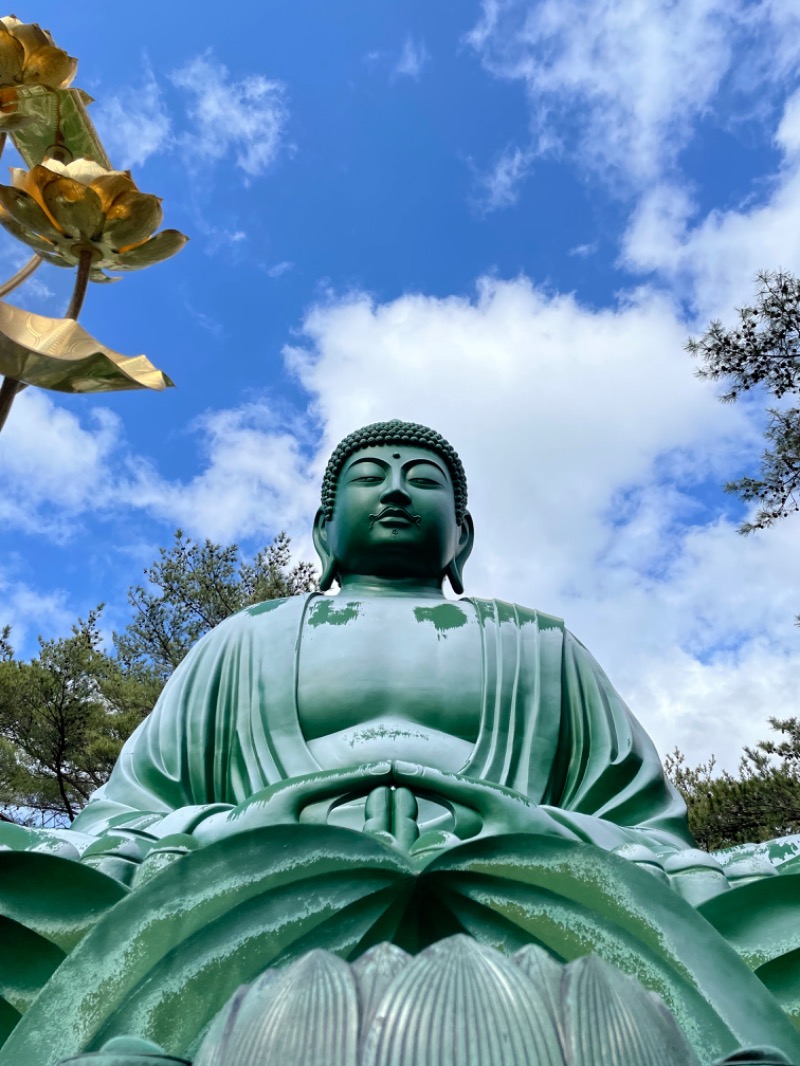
[72,420,693,857]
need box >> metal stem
[0,254,43,298]
[0,375,20,434]
[65,248,93,320]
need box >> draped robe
[73,595,693,853]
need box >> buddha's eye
[352,475,383,484]
[409,477,440,487]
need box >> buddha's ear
[312,507,337,592]
[446,511,474,595]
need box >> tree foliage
[0,532,316,824]
[116,529,317,678]
[0,611,161,826]
[665,717,800,851]
[686,269,800,533]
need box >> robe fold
[73,595,693,853]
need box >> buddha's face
[317,444,472,585]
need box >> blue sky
[2,0,800,768]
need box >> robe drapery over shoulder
[73,596,693,853]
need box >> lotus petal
[10,86,112,171]
[0,27,23,85]
[0,110,37,132]
[111,228,188,271]
[104,192,163,250]
[513,943,567,1047]
[194,951,359,1066]
[362,935,565,1066]
[40,175,103,240]
[53,157,111,185]
[352,943,410,1044]
[0,301,174,392]
[90,170,139,212]
[0,211,63,263]
[563,956,700,1066]
[22,44,76,90]
[0,185,63,242]
[8,23,51,56]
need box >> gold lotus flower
[0,157,188,275]
[0,300,173,392]
[0,16,76,91]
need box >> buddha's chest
[296,596,483,769]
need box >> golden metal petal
[104,192,163,250]
[0,110,36,131]
[90,171,138,212]
[111,228,189,271]
[0,27,24,85]
[22,45,77,90]
[59,158,110,185]
[40,174,104,240]
[9,23,52,58]
[0,205,64,260]
[10,86,112,171]
[0,302,174,392]
[0,184,64,241]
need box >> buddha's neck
[335,574,446,599]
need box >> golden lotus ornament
[0,300,173,392]
[0,16,77,91]
[0,157,188,277]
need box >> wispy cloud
[474,143,535,212]
[184,301,226,340]
[171,52,290,179]
[569,242,598,258]
[93,63,172,169]
[465,0,755,188]
[267,260,294,278]
[393,36,429,80]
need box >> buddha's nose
[380,477,411,505]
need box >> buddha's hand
[192,762,394,845]
[390,761,577,858]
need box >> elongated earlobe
[446,511,474,595]
[445,559,464,595]
[312,507,338,591]
[319,556,338,592]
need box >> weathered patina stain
[246,600,286,616]
[307,599,361,627]
[413,603,468,638]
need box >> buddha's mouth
[369,507,421,527]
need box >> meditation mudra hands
[191,760,576,855]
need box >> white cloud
[123,402,318,547]
[394,37,430,80]
[465,0,795,189]
[0,390,122,537]
[474,143,535,212]
[0,576,74,652]
[621,92,800,321]
[92,66,172,169]
[569,242,598,258]
[170,53,289,178]
[267,260,295,279]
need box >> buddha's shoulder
[467,596,565,632]
[189,595,311,651]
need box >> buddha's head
[313,420,474,594]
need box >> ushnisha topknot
[322,419,468,523]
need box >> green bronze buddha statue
[72,419,693,858]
